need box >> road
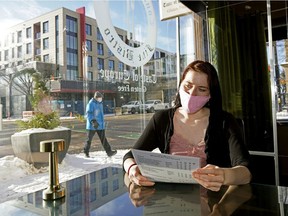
[0,113,153,158]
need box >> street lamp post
[82,42,89,113]
[0,103,2,131]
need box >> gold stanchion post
[40,139,65,200]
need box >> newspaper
[131,149,200,184]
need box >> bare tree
[0,68,41,112]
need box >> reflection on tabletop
[0,167,287,216]
[124,172,287,216]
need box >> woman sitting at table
[123,60,252,191]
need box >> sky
[0,0,177,53]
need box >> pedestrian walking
[84,91,117,157]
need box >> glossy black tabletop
[0,166,287,215]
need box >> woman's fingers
[192,165,225,191]
[129,167,155,187]
[130,174,155,186]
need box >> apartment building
[0,6,176,118]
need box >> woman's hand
[124,173,156,207]
[192,164,225,191]
[128,163,155,187]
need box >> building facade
[0,6,177,118]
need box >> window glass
[11,33,14,43]
[86,39,92,51]
[85,23,92,35]
[88,71,93,81]
[88,55,92,67]
[17,30,22,43]
[97,43,104,55]
[4,50,9,61]
[96,27,103,40]
[118,62,124,71]
[108,60,114,70]
[43,54,49,62]
[17,46,22,58]
[97,58,104,70]
[43,38,49,49]
[26,27,31,38]
[26,43,32,54]
[43,21,49,33]
[0,1,206,166]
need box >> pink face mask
[179,88,210,113]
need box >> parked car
[121,101,141,114]
[139,100,169,113]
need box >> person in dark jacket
[84,91,117,157]
[123,60,251,191]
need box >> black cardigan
[123,108,250,169]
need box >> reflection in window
[90,172,96,184]
[4,50,9,61]
[17,46,22,58]
[27,193,33,204]
[154,51,160,59]
[66,68,77,80]
[26,27,31,38]
[4,35,8,46]
[97,58,104,70]
[111,167,119,175]
[66,15,77,33]
[101,168,108,180]
[119,34,123,40]
[86,39,92,51]
[113,179,119,191]
[35,48,41,55]
[35,191,42,206]
[26,43,32,54]
[69,177,83,214]
[97,43,104,55]
[101,181,108,196]
[43,21,49,33]
[108,48,113,57]
[97,27,103,40]
[88,71,93,81]
[66,15,78,81]
[43,54,49,62]
[90,189,97,202]
[156,61,159,69]
[274,40,288,115]
[43,38,49,49]
[17,30,22,43]
[67,35,77,49]
[118,62,124,71]
[88,56,92,67]
[108,60,114,70]
[11,33,14,43]
[86,23,92,35]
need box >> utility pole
[0,103,2,131]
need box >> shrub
[16,112,60,130]
[16,71,61,130]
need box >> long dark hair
[173,60,223,114]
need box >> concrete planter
[11,127,71,168]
